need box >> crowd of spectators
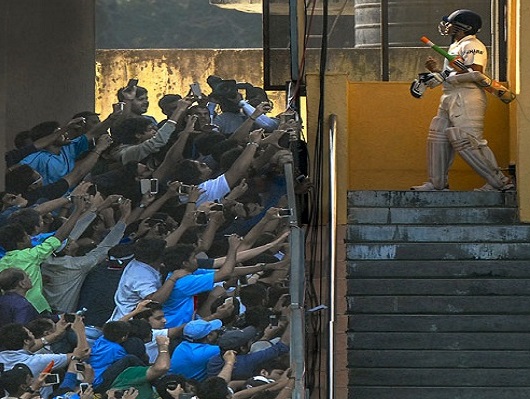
[0,75,310,399]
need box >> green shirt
[0,236,61,313]
[111,366,155,399]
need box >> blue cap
[183,319,223,340]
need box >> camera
[269,314,278,327]
[44,373,60,385]
[140,178,159,195]
[178,184,192,195]
[87,184,97,196]
[189,82,203,99]
[210,203,224,212]
[64,313,75,323]
[80,383,90,394]
[114,390,126,399]
[127,78,139,88]
[195,211,209,226]
[278,208,292,217]
[75,363,85,373]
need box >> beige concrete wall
[95,49,286,121]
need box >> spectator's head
[29,121,60,141]
[210,296,240,325]
[239,284,268,309]
[158,94,182,117]
[0,223,31,251]
[244,85,271,108]
[112,117,157,145]
[255,358,287,380]
[8,208,43,235]
[107,242,135,269]
[172,159,212,185]
[217,326,257,353]
[154,374,189,399]
[193,132,226,156]
[13,130,32,149]
[133,238,167,265]
[102,321,130,343]
[127,319,153,343]
[0,364,33,397]
[72,111,101,130]
[161,244,196,273]
[183,319,223,344]
[219,147,243,173]
[134,302,167,329]
[0,268,32,292]
[197,376,232,399]
[188,105,211,129]
[0,324,34,350]
[5,165,43,195]
[117,86,149,116]
[26,318,55,339]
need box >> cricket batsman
[410,9,514,192]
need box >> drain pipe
[328,114,337,399]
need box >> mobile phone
[278,208,292,217]
[64,313,75,323]
[296,174,307,183]
[79,383,90,394]
[223,297,234,306]
[44,373,60,385]
[269,314,278,327]
[210,203,223,212]
[140,178,159,195]
[113,102,125,112]
[238,275,248,285]
[127,78,139,88]
[114,390,126,399]
[195,211,209,226]
[178,184,192,195]
[190,82,202,99]
[75,362,85,373]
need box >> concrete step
[348,206,518,225]
[347,224,530,242]
[346,242,530,260]
[348,190,517,208]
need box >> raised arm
[224,129,263,188]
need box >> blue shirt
[162,269,215,328]
[89,336,128,385]
[20,135,89,185]
[169,340,220,381]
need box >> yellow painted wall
[347,82,511,191]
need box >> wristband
[250,116,257,121]
[71,355,81,361]
[139,203,148,208]
[41,337,49,345]
[92,150,102,156]
[167,119,177,125]
[247,142,259,148]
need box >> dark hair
[5,165,37,195]
[239,284,268,309]
[29,121,60,141]
[210,296,240,325]
[8,208,41,235]
[0,223,28,251]
[172,160,203,185]
[127,319,153,342]
[193,132,226,156]
[133,302,163,321]
[161,244,195,272]
[25,318,55,339]
[133,238,167,264]
[14,131,32,149]
[0,323,31,350]
[154,374,189,399]
[0,268,26,291]
[0,363,33,396]
[102,321,131,342]
[197,377,230,399]
[219,147,243,173]
[117,86,148,102]
[211,139,240,163]
[112,117,153,145]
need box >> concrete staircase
[345,191,530,399]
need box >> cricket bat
[420,36,516,104]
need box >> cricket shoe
[410,182,449,191]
